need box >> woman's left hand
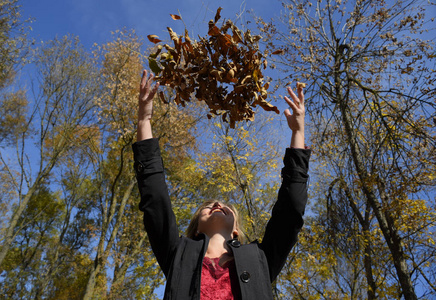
[283,84,305,132]
[283,83,305,148]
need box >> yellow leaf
[297,82,306,89]
[252,69,259,81]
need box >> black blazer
[133,138,311,299]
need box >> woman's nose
[213,202,222,208]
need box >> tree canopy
[257,0,435,298]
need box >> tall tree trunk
[0,185,36,268]
[82,254,104,300]
[337,87,417,300]
[108,234,147,299]
[0,154,60,267]
[33,204,73,299]
[341,180,377,299]
[362,215,377,300]
[82,180,136,300]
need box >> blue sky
[20,0,294,130]
[21,0,285,50]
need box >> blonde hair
[186,200,246,243]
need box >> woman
[133,70,311,299]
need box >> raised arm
[133,70,178,277]
[259,83,311,282]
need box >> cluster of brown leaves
[147,8,278,128]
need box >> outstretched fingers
[284,95,298,111]
[139,70,159,101]
[287,85,302,103]
[149,80,160,99]
[284,85,305,113]
[283,84,306,146]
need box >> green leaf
[148,58,162,74]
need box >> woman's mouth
[210,208,226,215]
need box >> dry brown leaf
[148,7,277,127]
[167,27,178,42]
[272,49,285,55]
[232,26,243,44]
[208,24,221,37]
[259,99,280,113]
[147,35,162,44]
[214,7,223,24]
[170,14,182,20]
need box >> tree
[0,0,30,89]
[0,28,208,299]
[82,29,201,299]
[257,0,436,298]
[0,34,99,273]
[191,114,282,241]
[0,0,31,261]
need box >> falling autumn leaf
[208,24,221,37]
[147,35,162,44]
[167,27,178,42]
[214,7,223,24]
[148,57,161,74]
[147,7,277,128]
[272,49,285,55]
[170,14,182,20]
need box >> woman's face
[197,202,238,238]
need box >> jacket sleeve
[259,147,311,282]
[132,138,179,277]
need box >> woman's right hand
[137,70,159,142]
[138,70,159,122]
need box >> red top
[200,257,241,300]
